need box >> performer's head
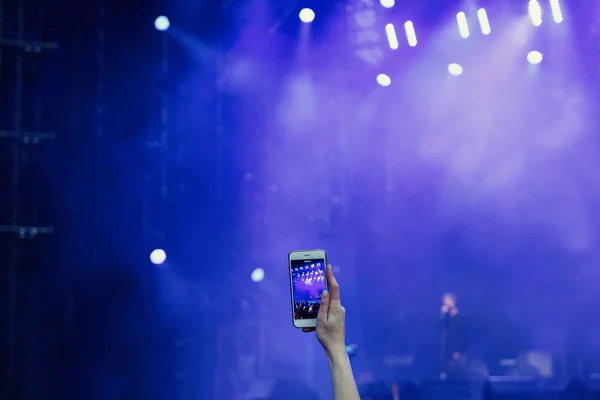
[442,292,457,308]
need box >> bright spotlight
[456,12,470,38]
[448,63,463,76]
[376,73,391,87]
[150,249,167,265]
[380,0,395,8]
[528,0,542,26]
[385,23,399,50]
[477,8,491,35]
[527,50,543,64]
[299,8,315,23]
[154,16,170,31]
[251,268,265,282]
[404,21,417,47]
[549,0,563,23]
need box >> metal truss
[0,0,57,397]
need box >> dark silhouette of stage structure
[246,376,600,400]
[356,378,600,400]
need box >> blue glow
[150,249,167,265]
[251,268,265,282]
[154,16,170,31]
[299,8,315,23]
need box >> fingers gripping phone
[289,249,329,329]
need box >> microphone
[440,305,451,318]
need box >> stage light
[154,16,170,31]
[251,268,265,282]
[448,63,463,76]
[299,8,315,23]
[456,12,470,38]
[527,50,543,64]
[528,0,542,26]
[376,73,391,87]
[385,23,399,50]
[549,0,563,23]
[477,8,491,35]
[380,0,395,8]
[150,249,167,265]
[404,21,417,47]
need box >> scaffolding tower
[0,0,56,397]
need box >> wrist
[326,345,349,366]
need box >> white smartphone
[289,249,328,329]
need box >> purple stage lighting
[150,249,167,265]
[299,8,315,23]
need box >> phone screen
[291,259,327,320]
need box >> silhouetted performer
[439,292,467,379]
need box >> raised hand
[303,265,346,356]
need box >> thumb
[317,290,330,322]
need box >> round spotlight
[448,63,463,76]
[154,16,170,31]
[299,8,315,23]
[376,73,391,87]
[527,50,543,64]
[150,249,167,265]
[251,268,265,282]
[380,0,396,7]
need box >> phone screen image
[291,259,327,320]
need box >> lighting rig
[0,0,56,396]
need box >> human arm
[327,344,361,400]
[303,265,360,400]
